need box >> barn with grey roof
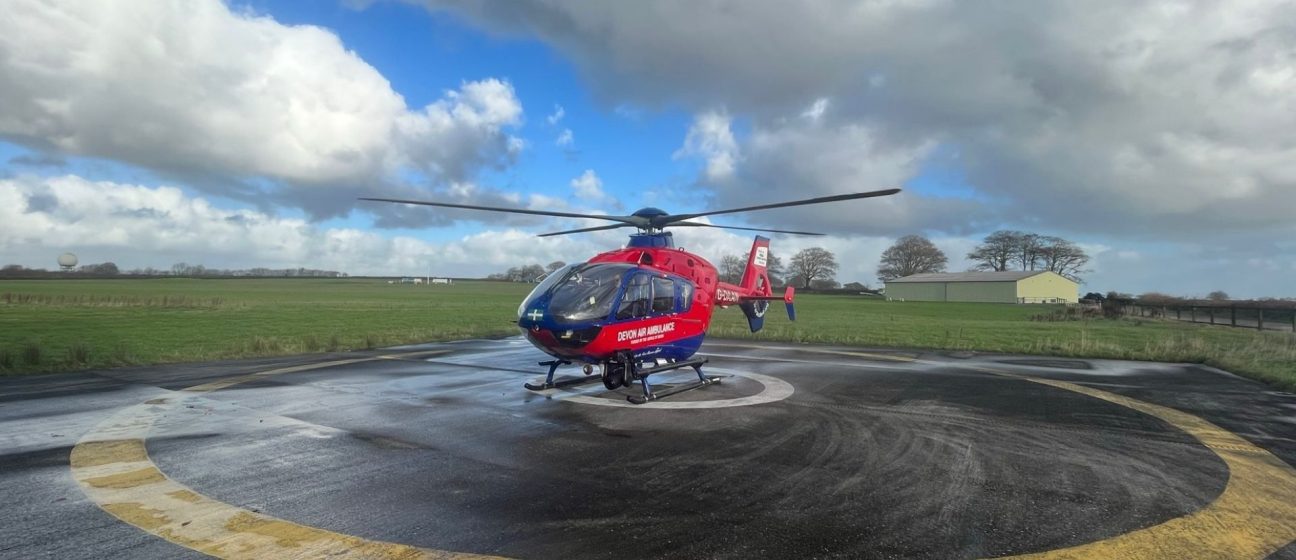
[884,270,1077,303]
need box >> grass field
[2,279,1293,391]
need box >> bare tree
[790,247,838,289]
[719,254,746,284]
[1035,236,1089,281]
[967,230,1019,271]
[1207,290,1230,301]
[546,261,567,274]
[766,252,785,287]
[1013,233,1043,271]
[877,235,947,281]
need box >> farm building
[884,271,1077,304]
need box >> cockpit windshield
[522,263,636,324]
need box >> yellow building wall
[1015,272,1078,303]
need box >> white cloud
[569,170,605,201]
[0,175,600,276]
[547,104,565,125]
[412,0,1296,238]
[0,0,523,218]
[675,110,739,182]
[556,128,574,147]
[801,98,829,122]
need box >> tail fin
[740,236,773,296]
[739,236,774,332]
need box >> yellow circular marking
[984,371,1296,559]
[71,351,504,560]
[70,351,1296,559]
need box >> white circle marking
[533,367,794,409]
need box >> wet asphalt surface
[2,337,1295,559]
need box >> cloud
[0,0,524,220]
[675,110,739,182]
[801,98,829,122]
[547,104,565,125]
[556,128,574,147]
[410,0,1296,240]
[6,173,1289,296]
[569,169,604,200]
[0,174,611,275]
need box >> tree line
[0,263,345,278]
[875,230,1090,282]
[486,261,567,282]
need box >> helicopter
[360,188,900,404]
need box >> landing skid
[523,360,600,390]
[522,357,721,404]
[627,357,719,405]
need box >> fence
[1127,303,1296,333]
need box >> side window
[616,274,652,320]
[677,280,693,312]
[652,277,674,313]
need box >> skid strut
[523,359,600,390]
[627,357,720,405]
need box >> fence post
[1176,307,1182,320]
[1258,308,1264,331]
[1231,306,1237,327]
[1210,307,1215,324]
[1191,307,1196,322]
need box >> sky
[1,0,1294,298]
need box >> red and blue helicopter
[361,188,899,403]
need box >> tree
[767,252,785,287]
[843,281,868,291]
[79,262,119,275]
[172,262,189,276]
[520,264,546,282]
[1082,292,1106,302]
[1035,236,1089,281]
[1207,290,1230,301]
[1012,233,1043,271]
[719,254,746,284]
[789,248,838,289]
[968,230,1089,281]
[877,235,947,282]
[966,230,1019,271]
[546,261,567,274]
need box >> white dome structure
[58,252,78,271]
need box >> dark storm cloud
[411,0,1296,240]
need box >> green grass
[708,296,1296,391]
[0,278,531,373]
[2,279,1293,392]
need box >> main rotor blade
[358,197,636,224]
[535,224,632,237]
[671,222,825,236]
[664,188,901,224]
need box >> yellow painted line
[978,369,1296,559]
[71,350,503,559]
[72,346,1296,558]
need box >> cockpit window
[652,276,674,313]
[518,263,575,318]
[616,273,653,320]
[545,263,635,323]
